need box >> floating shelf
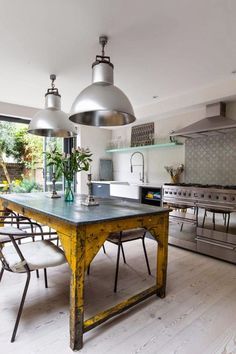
[106,142,183,153]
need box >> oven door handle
[195,237,236,251]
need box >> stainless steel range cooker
[163,183,236,209]
[162,183,236,264]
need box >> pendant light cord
[50,75,56,89]
[46,74,60,97]
[94,36,113,67]
[101,40,105,57]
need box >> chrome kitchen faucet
[130,151,145,183]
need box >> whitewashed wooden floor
[0,239,236,354]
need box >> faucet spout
[130,151,145,183]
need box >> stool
[202,208,231,232]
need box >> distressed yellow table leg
[59,227,86,351]
[156,214,169,298]
[70,260,85,350]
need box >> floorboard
[0,239,236,354]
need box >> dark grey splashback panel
[185,132,236,185]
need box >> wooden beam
[83,285,158,332]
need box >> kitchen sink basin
[110,182,140,199]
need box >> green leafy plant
[46,146,92,181]
[13,126,43,169]
[11,178,42,193]
[0,122,44,185]
[0,122,18,184]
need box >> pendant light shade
[69,36,136,127]
[28,74,77,137]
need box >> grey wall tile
[185,132,236,185]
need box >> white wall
[112,107,206,185]
[77,125,112,193]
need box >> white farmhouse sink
[110,182,140,200]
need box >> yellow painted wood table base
[0,193,169,351]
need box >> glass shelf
[106,142,183,153]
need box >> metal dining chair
[0,215,66,342]
[87,228,151,292]
[0,209,58,282]
[107,227,151,292]
[202,207,232,232]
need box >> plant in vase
[46,146,92,201]
[164,164,184,184]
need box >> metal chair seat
[108,228,147,243]
[0,226,27,243]
[2,240,66,273]
[204,207,232,214]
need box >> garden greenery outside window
[0,119,75,194]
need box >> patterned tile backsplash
[185,132,236,185]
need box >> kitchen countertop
[92,181,162,188]
[91,181,114,184]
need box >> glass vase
[64,179,74,202]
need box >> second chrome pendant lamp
[28,74,77,137]
[69,36,136,127]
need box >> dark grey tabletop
[0,193,169,225]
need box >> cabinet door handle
[195,237,236,251]
[97,185,102,188]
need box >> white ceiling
[0,0,236,120]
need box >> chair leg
[87,264,90,275]
[114,243,121,293]
[87,244,106,276]
[121,243,126,263]
[226,213,230,233]
[44,268,48,288]
[0,267,4,282]
[213,213,216,230]
[142,238,151,275]
[11,272,31,343]
[202,210,207,228]
[223,213,226,224]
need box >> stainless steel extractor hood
[170,102,236,138]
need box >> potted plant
[164,164,184,183]
[46,146,92,201]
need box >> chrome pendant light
[69,36,136,127]
[28,74,77,137]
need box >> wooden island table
[0,193,170,351]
